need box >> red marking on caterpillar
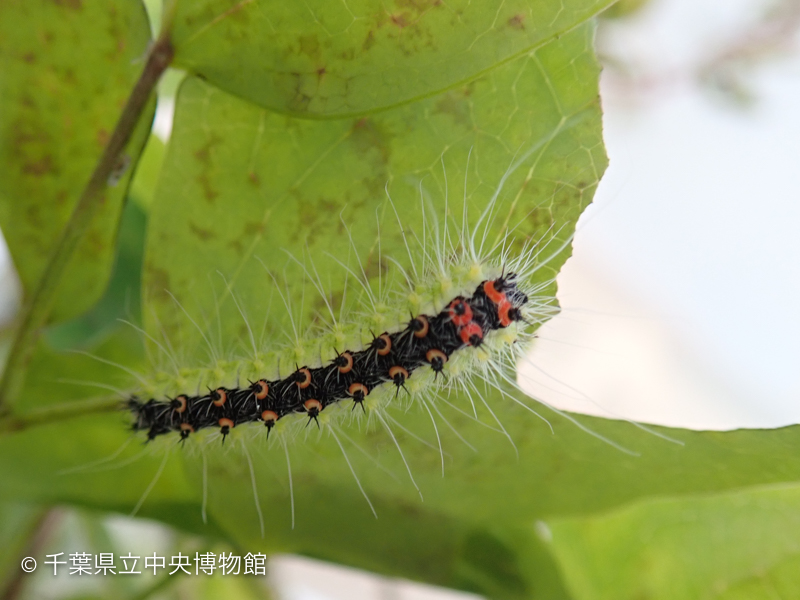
[459,322,484,346]
[447,298,473,327]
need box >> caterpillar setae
[100,177,588,528]
[91,149,661,531]
[128,272,531,443]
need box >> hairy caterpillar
[128,273,531,443]
[97,174,583,529]
[82,147,655,534]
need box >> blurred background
[521,0,800,432]
[1,0,799,597]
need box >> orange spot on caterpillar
[303,398,322,412]
[373,333,392,356]
[411,315,429,338]
[460,322,484,346]
[172,395,188,413]
[348,383,368,412]
[388,365,409,381]
[334,351,353,374]
[179,423,194,440]
[261,410,278,424]
[448,298,473,327]
[218,418,234,431]
[261,409,278,437]
[252,379,269,400]
[348,382,368,399]
[211,388,227,407]
[295,368,312,389]
[304,399,322,413]
[304,399,323,425]
[426,348,448,372]
[388,365,410,393]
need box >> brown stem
[0,509,64,600]
[0,396,121,434]
[0,35,173,415]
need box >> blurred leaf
[129,134,167,212]
[45,134,167,350]
[46,200,148,350]
[0,0,154,323]
[547,483,800,600]
[0,502,46,592]
[170,0,616,117]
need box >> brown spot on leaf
[189,222,216,242]
[298,35,321,59]
[26,205,43,229]
[22,155,55,176]
[243,221,265,237]
[350,118,391,164]
[433,92,469,127]
[248,171,260,186]
[197,173,219,203]
[390,13,408,28]
[96,128,110,147]
[145,264,172,303]
[22,52,36,64]
[194,135,221,165]
[228,238,243,254]
[194,135,222,201]
[362,31,376,51]
[508,13,525,30]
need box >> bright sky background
[521,0,800,430]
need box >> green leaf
[45,135,166,350]
[0,502,45,592]
[547,483,800,600]
[0,0,153,323]
[170,0,615,116]
[144,22,605,352]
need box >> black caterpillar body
[129,274,528,442]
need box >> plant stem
[0,508,63,600]
[0,35,173,415]
[0,396,121,434]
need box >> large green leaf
[547,484,800,600]
[0,0,154,323]
[170,0,615,116]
